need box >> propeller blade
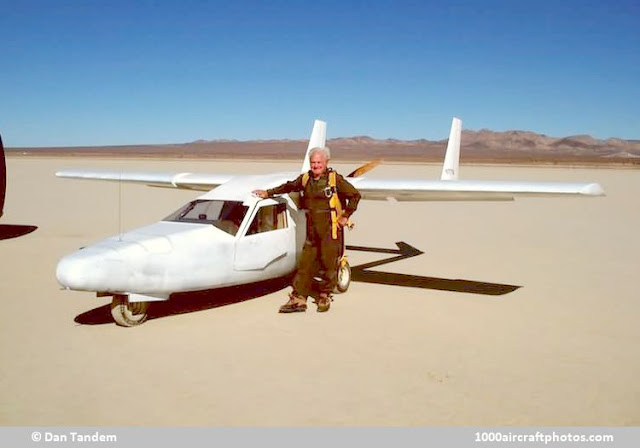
[346,159,382,178]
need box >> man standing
[253,147,361,313]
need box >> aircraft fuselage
[56,192,305,302]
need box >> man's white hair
[309,146,331,161]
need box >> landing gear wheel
[334,259,351,294]
[110,294,149,327]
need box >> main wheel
[334,259,351,293]
[110,294,149,327]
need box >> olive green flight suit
[267,169,361,297]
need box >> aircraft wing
[55,118,605,201]
[348,177,604,202]
[55,169,233,191]
[55,120,330,192]
[346,117,604,201]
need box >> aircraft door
[233,200,296,274]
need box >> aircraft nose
[56,246,123,291]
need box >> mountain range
[9,130,640,166]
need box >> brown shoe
[315,293,332,313]
[279,292,307,313]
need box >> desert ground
[0,156,638,426]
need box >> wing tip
[583,182,605,196]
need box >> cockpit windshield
[164,200,248,236]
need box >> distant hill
[7,130,640,166]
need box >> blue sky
[1,0,638,147]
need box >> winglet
[301,120,327,173]
[440,117,462,180]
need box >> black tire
[110,294,149,327]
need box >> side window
[247,203,288,235]
[164,200,248,236]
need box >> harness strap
[303,170,352,240]
[329,171,340,239]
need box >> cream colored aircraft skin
[55,118,604,326]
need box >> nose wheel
[110,294,149,327]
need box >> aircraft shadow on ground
[0,224,37,240]
[347,242,521,296]
[74,241,520,326]
[74,276,292,326]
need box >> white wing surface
[348,177,604,202]
[55,169,233,191]
[347,116,604,201]
[55,120,328,192]
[56,117,605,201]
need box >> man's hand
[337,216,349,228]
[252,190,269,199]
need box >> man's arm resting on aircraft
[252,174,305,199]
[266,174,305,197]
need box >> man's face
[310,152,328,178]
